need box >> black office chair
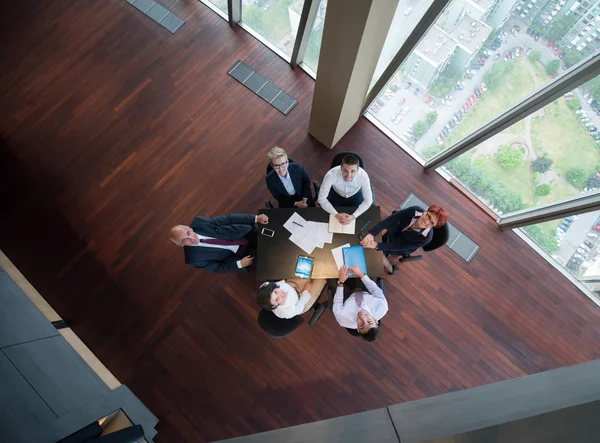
[257,285,329,338]
[395,223,450,263]
[326,277,384,337]
[313,151,375,203]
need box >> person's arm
[362,276,388,320]
[361,275,385,301]
[317,169,338,215]
[266,173,285,203]
[195,256,243,273]
[351,170,373,218]
[208,214,256,226]
[332,285,345,324]
[299,165,314,205]
[376,233,432,254]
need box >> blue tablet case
[342,246,367,276]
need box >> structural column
[308,0,398,148]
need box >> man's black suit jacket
[265,162,314,208]
[183,214,255,273]
[368,206,433,256]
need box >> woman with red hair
[361,204,448,274]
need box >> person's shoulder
[265,169,278,182]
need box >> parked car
[559,222,570,231]
[474,89,481,98]
[425,96,432,104]
[481,82,488,92]
[413,87,420,96]
[441,99,452,106]
[588,232,599,239]
[526,48,532,56]
[535,31,540,41]
[449,120,456,129]
[442,127,449,137]
[404,81,412,89]
[399,97,406,105]
[576,248,588,256]
[404,7,413,15]
[594,223,600,231]
[584,240,595,249]
[493,53,501,60]
[527,27,532,35]
[376,99,385,108]
[401,106,410,115]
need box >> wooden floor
[1,1,600,442]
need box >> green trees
[546,60,561,75]
[446,157,524,213]
[523,225,559,253]
[528,50,541,63]
[585,77,600,102]
[564,49,583,66]
[497,145,523,169]
[411,121,428,139]
[567,98,581,111]
[425,111,438,127]
[484,62,514,90]
[566,167,587,189]
[531,157,553,174]
[535,184,551,196]
[586,175,600,190]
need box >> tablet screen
[295,256,314,279]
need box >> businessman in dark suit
[169,213,269,273]
[265,146,314,208]
[361,205,448,274]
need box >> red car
[547,40,553,47]
[594,224,600,232]
[471,93,477,102]
[462,104,469,112]
[399,97,406,105]
[425,95,432,104]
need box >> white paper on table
[283,212,310,235]
[331,243,351,270]
[307,221,333,247]
[290,231,317,254]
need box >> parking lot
[555,211,600,275]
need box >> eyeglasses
[272,160,288,170]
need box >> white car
[441,99,452,106]
[573,253,585,260]
[580,243,592,251]
[401,106,410,115]
[576,248,588,256]
[404,7,413,15]
[394,115,402,125]
[587,232,598,238]
[481,82,488,92]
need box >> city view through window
[367,0,600,284]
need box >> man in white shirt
[317,154,373,225]
[169,213,269,273]
[331,265,387,342]
[256,279,327,320]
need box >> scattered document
[289,231,317,255]
[283,212,310,236]
[331,243,351,270]
[328,215,356,234]
[308,221,333,245]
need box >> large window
[442,79,600,215]
[520,210,600,294]
[302,0,327,72]
[366,0,595,162]
[241,0,305,57]
[206,0,227,13]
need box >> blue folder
[342,246,367,277]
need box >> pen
[360,220,371,231]
[293,221,304,227]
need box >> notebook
[328,215,356,234]
[342,246,367,277]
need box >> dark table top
[257,206,384,281]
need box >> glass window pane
[366,0,599,162]
[242,0,305,57]
[372,0,436,87]
[520,210,600,293]
[205,0,228,13]
[302,0,327,72]
[442,76,600,215]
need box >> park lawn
[530,99,600,179]
[243,0,294,44]
[544,179,578,203]
[442,58,537,146]
[476,154,536,207]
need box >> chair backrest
[330,151,364,169]
[423,223,450,252]
[266,157,295,176]
[257,309,303,338]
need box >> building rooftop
[414,26,458,66]
[450,14,492,54]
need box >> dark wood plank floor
[1,1,600,442]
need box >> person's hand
[294,200,308,208]
[240,256,254,268]
[348,266,365,279]
[337,213,351,224]
[338,265,348,283]
[287,280,299,290]
[304,280,313,292]
[335,213,345,223]
[363,239,377,249]
[360,233,374,247]
[257,214,269,224]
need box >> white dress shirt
[317,166,373,218]
[271,280,311,319]
[332,276,388,329]
[278,173,296,196]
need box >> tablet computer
[295,255,314,279]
